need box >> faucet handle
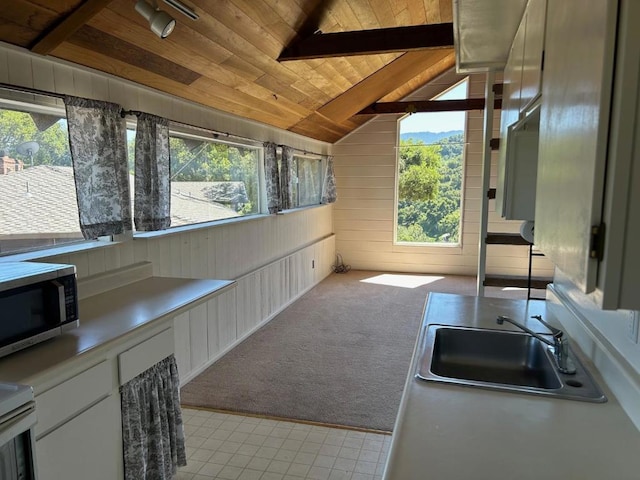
[530,314,563,338]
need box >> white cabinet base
[36,394,123,480]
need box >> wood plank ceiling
[0,0,455,143]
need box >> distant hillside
[400,130,463,144]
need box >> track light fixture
[135,0,176,39]
[162,0,199,20]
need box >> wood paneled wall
[332,70,554,278]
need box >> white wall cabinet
[496,0,546,220]
[495,13,525,219]
[501,107,540,221]
[536,0,640,309]
[519,0,547,111]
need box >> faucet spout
[496,315,555,347]
[496,315,576,375]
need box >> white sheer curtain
[64,96,132,238]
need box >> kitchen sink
[416,325,606,402]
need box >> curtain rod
[123,109,329,157]
[121,109,259,144]
[0,84,329,157]
[0,82,66,99]
[277,144,327,158]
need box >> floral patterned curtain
[64,96,132,238]
[321,155,337,204]
[264,141,280,213]
[120,355,186,480]
[280,145,293,210]
[134,113,171,231]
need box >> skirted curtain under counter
[64,96,132,238]
[120,355,186,480]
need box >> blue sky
[400,80,468,134]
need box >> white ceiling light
[135,0,176,39]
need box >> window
[0,98,85,255]
[291,154,322,208]
[395,79,468,245]
[127,127,263,229]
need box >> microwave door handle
[52,280,66,321]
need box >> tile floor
[177,407,392,480]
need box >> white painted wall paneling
[333,72,553,276]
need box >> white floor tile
[178,408,391,480]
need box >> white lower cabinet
[36,394,122,480]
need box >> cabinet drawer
[35,360,112,438]
[118,328,174,385]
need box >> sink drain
[566,379,583,388]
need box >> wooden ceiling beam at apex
[378,54,456,102]
[31,0,115,55]
[317,49,454,123]
[358,98,503,115]
[278,23,453,61]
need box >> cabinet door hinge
[589,223,605,261]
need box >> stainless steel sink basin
[416,325,606,402]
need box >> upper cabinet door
[535,0,618,293]
[520,0,547,111]
[496,14,526,217]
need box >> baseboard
[547,285,640,431]
[179,269,332,386]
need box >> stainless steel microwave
[0,262,79,359]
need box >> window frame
[127,122,266,232]
[0,92,108,258]
[289,152,324,209]
[393,79,469,248]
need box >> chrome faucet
[496,314,576,375]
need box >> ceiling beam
[31,0,115,55]
[317,50,455,123]
[358,98,503,115]
[278,23,453,61]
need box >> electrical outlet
[627,310,639,344]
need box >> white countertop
[0,276,233,386]
[383,293,640,480]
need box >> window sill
[0,239,117,263]
[133,204,329,239]
[276,204,328,215]
[133,213,271,239]
[0,205,331,262]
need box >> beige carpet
[180,271,535,431]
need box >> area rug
[180,271,484,431]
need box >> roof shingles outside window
[0,165,246,252]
